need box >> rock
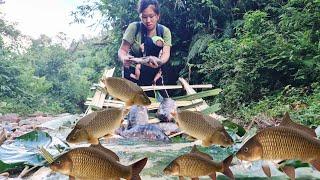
[0,113,20,123]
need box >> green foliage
[238,83,320,125]
[197,1,320,114]
[1,0,320,122]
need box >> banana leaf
[222,120,246,137]
[0,130,69,174]
[201,103,221,115]
[172,88,222,101]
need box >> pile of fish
[13,77,319,179]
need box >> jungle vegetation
[0,0,319,125]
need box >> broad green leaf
[172,89,222,101]
[0,130,69,174]
[201,103,221,115]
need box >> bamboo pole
[141,84,213,91]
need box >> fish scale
[67,148,130,179]
[101,77,151,107]
[256,127,320,161]
[177,111,219,139]
[103,77,148,104]
[174,154,222,176]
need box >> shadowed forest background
[0,0,319,125]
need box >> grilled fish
[66,107,126,145]
[173,110,233,147]
[102,77,151,107]
[50,147,147,180]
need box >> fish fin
[125,100,134,108]
[280,113,316,137]
[170,110,177,117]
[280,166,295,180]
[262,164,271,178]
[175,122,180,127]
[178,176,185,180]
[202,137,211,147]
[280,112,292,126]
[222,155,234,179]
[69,175,75,180]
[130,157,148,180]
[310,159,320,171]
[88,136,99,145]
[190,145,198,153]
[209,172,216,180]
[103,134,113,138]
[186,135,197,141]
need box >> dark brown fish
[236,126,320,171]
[66,108,126,145]
[50,147,147,180]
[127,105,148,130]
[163,153,234,179]
[279,112,316,137]
[156,98,176,122]
[102,77,151,107]
[119,124,170,142]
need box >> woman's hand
[122,55,134,68]
[147,56,162,68]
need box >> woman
[118,0,172,95]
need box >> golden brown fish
[173,110,233,147]
[236,126,320,171]
[50,147,147,180]
[163,153,234,180]
[66,107,126,145]
[89,143,119,161]
[102,77,151,107]
[279,112,316,137]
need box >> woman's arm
[118,40,134,68]
[147,45,170,68]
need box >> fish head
[163,161,180,176]
[133,93,151,106]
[66,126,89,143]
[211,130,234,147]
[236,138,262,161]
[50,154,73,175]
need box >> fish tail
[310,158,320,171]
[129,157,148,180]
[222,155,234,180]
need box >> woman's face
[140,5,159,31]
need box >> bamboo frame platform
[84,68,224,138]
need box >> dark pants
[123,65,169,98]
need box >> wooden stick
[0,128,7,145]
[169,131,185,138]
[18,166,29,178]
[141,84,213,91]
[0,172,9,177]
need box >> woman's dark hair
[137,0,160,14]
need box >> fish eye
[243,147,249,152]
[55,160,61,165]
